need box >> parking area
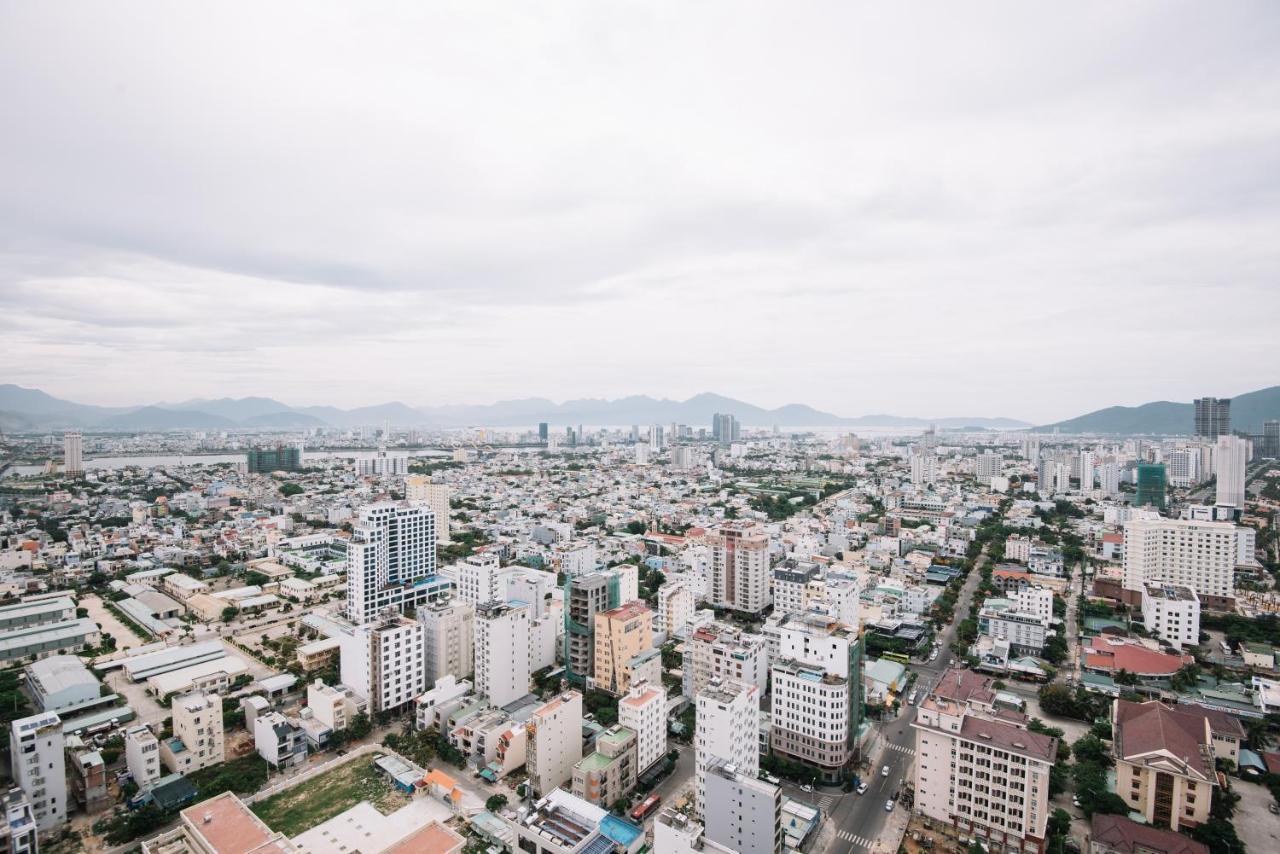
[1233,778,1280,854]
[80,592,152,654]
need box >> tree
[1072,734,1108,766]
[1189,817,1247,854]
[1245,716,1273,750]
[349,712,372,740]
[1042,634,1069,665]
[221,606,239,623]
[486,794,509,812]
[279,482,304,497]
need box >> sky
[2,2,1279,424]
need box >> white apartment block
[339,616,427,714]
[1123,517,1238,608]
[346,502,449,624]
[63,431,83,477]
[160,692,224,775]
[1100,463,1121,497]
[1078,451,1095,492]
[656,581,695,636]
[1141,583,1201,650]
[1013,587,1053,626]
[1005,536,1032,563]
[125,724,161,790]
[710,522,770,615]
[1167,449,1200,488]
[417,600,475,686]
[683,622,770,699]
[527,691,584,797]
[976,451,1003,482]
[475,601,531,708]
[457,552,509,606]
[307,680,365,732]
[695,679,759,812]
[618,680,667,774]
[977,606,1048,655]
[1215,435,1247,509]
[9,712,65,833]
[254,711,307,769]
[913,671,1058,853]
[703,760,783,854]
[406,476,452,544]
[911,449,937,486]
[556,542,598,578]
[771,564,822,616]
[608,562,640,604]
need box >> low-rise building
[703,759,782,854]
[571,725,638,807]
[1112,700,1217,831]
[254,711,307,769]
[125,724,162,790]
[527,690,584,797]
[160,692,224,775]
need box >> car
[882,765,890,777]
[1072,796,1081,808]
[800,783,813,792]
[856,782,869,795]
[885,799,895,812]
[908,690,919,705]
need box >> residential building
[1078,450,1095,492]
[703,759,782,854]
[1089,814,1208,854]
[457,552,509,606]
[140,791,292,854]
[125,724,161,790]
[417,600,475,686]
[683,621,770,699]
[695,679,759,811]
[9,712,65,834]
[655,810,735,854]
[245,446,301,473]
[977,601,1049,656]
[1140,584,1200,650]
[592,601,653,696]
[556,542,598,578]
[656,580,695,636]
[414,675,472,732]
[1100,463,1121,498]
[571,725,637,808]
[976,451,1003,482]
[1214,435,1247,509]
[564,572,620,686]
[405,476,452,544]
[709,522,770,615]
[913,668,1058,853]
[1135,464,1167,511]
[345,502,450,624]
[526,691,584,797]
[65,734,109,814]
[475,601,531,708]
[339,616,427,715]
[618,681,666,775]
[160,692,224,775]
[63,432,83,477]
[1194,397,1230,440]
[1167,449,1200,489]
[1122,517,1238,610]
[1112,700,1217,831]
[306,680,365,733]
[0,788,38,854]
[253,711,307,769]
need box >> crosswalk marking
[818,796,835,809]
[887,743,915,755]
[836,829,873,848]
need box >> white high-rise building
[709,522,770,615]
[346,503,450,624]
[527,691,584,797]
[1141,584,1200,650]
[356,446,409,476]
[1100,462,1121,497]
[1167,448,1200,488]
[618,680,667,775]
[635,443,652,465]
[1215,435,1247,509]
[1078,451,1095,492]
[1123,517,1238,609]
[161,692,224,775]
[417,600,475,686]
[683,622,770,699]
[406,476,452,544]
[656,581,696,636]
[339,616,427,714]
[1054,462,1071,494]
[1013,586,1054,626]
[10,711,65,833]
[910,448,936,487]
[703,760,782,854]
[975,451,1002,482]
[63,432,83,477]
[475,601,531,708]
[457,552,510,606]
[695,679,759,812]
[124,724,161,789]
[556,541,598,578]
[1037,457,1056,496]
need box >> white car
[884,799,895,812]
[856,782,869,795]
[800,783,813,792]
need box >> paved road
[821,556,987,853]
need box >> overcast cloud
[2,2,1278,423]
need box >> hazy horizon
[3,3,1279,423]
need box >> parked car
[885,799,895,812]
[856,782,869,795]
[800,783,813,792]
[882,765,890,777]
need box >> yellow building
[1112,699,1217,831]
[592,601,653,696]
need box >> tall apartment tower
[405,476,452,544]
[1215,435,1248,508]
[339,616,428,714]
[417,600,475,687]
[1134,463,1167,510]
[1123,517,1238,610]
[1265,420,1280,458]
[564,572,620,686]
[1099,462,1121,498]
[1078,450,1095,492]
[709,522,770,615]
[538,422,549,443]
[10,712,65,834]
[703,760,782,854]
[695,680,759,813]
[63,431,83,477]
[527,691,584,796]
[346,503,448,624]
[1194,397,1231,440]
[475,601,531,708]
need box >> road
[820,556,987,853]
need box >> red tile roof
[1114,700,1215,781]
[1084,637,1190,676]
[1091,814,1207,854]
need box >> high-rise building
[1265,420,1280,458]
[618,681,667,775]
[769,613,863,782]
[1167,448,1200,488]
[456,551,510,605]
[695,680,759,812]
[417,600,475,687]
[713,413,740,446]
[592,601,653,696]
[1037,456,1057,497]
[709,522,770,615]
[1099,462,1121,497]
[564,572,620,685]
[656,581,696,637]
[703,760,782,854]
[62,431,83,477]
[1215,435,1247,508]
[160,692,224,775]
[9,711,65,833]
[650,424,664,450]
[527,691,584,797]
[1134,463,1167,510]
[1194,397,1231,440]
[683,622,770,699]
[245,445,302,473]
[538,422,549,443]
[911,448,937,487]
[975,451,1002,482]
[339,616,427,714]
[345,503,450,624]
[1123,517,1238,609]
[406,476,452,544]
[475,601,531,708]
[1078,450,1095,492]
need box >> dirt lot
[1233,776,1280,854]
[80,592,152,654]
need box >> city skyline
[3,3,1279,421]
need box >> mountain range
[1029,385,1280,435]
[0,385,1030,432]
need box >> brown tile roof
[381,821,465,854]
[932,667,996,706]
[1090,814,1208,854]
[1114,700,1215,781]
[958,715,1057,762]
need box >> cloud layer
[2,2,1278,421]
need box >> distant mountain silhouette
[1031,385,1280,434]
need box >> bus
[630,794,662,822]
[883,652,911,665]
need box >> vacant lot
[251,755,409,838]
